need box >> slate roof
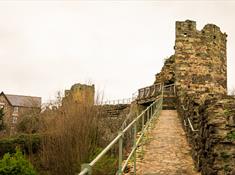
[2,93,41,108]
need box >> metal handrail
[138,83,162,91]
[181,105,198,132]
[137,83,162,100]
[163,84,176,94]
[121,103,162,172]
[78,94,163,175]
[145,87,150,97]
[182,106,188,127]
[183,119,188,127]
[151,86,156,96]
[181,105,188,111]
[187,118,199,132]
[164,84,174,88]
[101,98,132,105]
[132,91,138,101]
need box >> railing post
[141,113,144,152]
[174,84,176,95]
[159,84,161,96]
[133,121,137,175]
[81,164,92,175]
[142,113,144,132]
[154,102,156,114]
[147,108,150,122]
[152,105,154,116]
[118,131,123,175]
[153,104,155,114]
[153,85,155,96]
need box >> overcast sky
[0,0,234,103]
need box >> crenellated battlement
[174,20,227,94]
[175,20,197,38]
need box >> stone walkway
[133,110,200,175]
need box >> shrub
[0,134,41,157]
[40,100,102,175]
[0,149,37,175]
[226,131,235,141]
[17,116,41,134]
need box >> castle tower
[63,83,95,106]
[174,20,227,95]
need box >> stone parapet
[177,93,235,175]
[174,20,227,96]
[153,20,233,174]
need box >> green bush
[0,134,41,157]
[17,116,41,134]
[0,149,37,175]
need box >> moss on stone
[220,152,231,160]
[226,131,235,141]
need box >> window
[13,107,19,114]
[12,116,17,124]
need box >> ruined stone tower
[151,20,235,174]
[62,83,95,106]
[174,20,227,95]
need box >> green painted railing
[78,91,163,175]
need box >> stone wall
[0,95,13,134]
[177,93,235,175]
[152,20,234,174]
[154,55,175,85]
[172,20,234,175]
[202,96,235,174]
[174,20,227,95]
[0,95,40,135]
[97,104,130,145]
[99,104,130,118]
[62,83,95,106]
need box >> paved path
[134,110,200,175]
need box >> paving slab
[127,110,200,175]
